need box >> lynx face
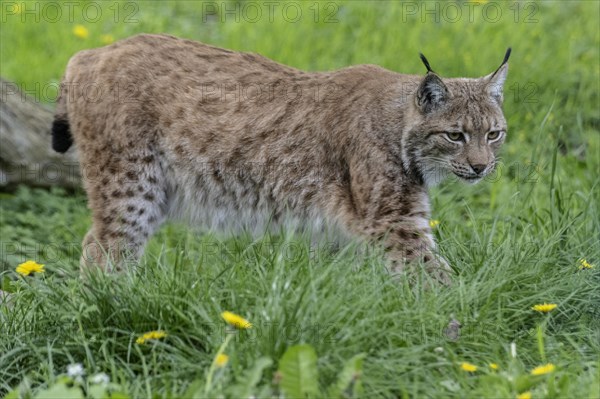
[403,61,509,187]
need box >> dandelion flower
[532,303,557,313]
[90,372,110,385]
[579,258,594,269]
[67,363,85,378]
[516,392,531,399]
[489,363,499,370]
[100,34,115,45]
[215,353,229,368]
[16,260,44,276]
[73,25,89,39]
[221,311,252,329]
[136,330,167,344]
[429,220,440,228]
[460,362,477,372]
[531,363,555,375]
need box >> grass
[1,1,599,398]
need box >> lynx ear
[416,73,449,114]
[485,48,511,103]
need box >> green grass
[1,1,599,398]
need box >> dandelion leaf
[278,344,319,398]
[3,389,20,399]
[34,382,84,399]
[229,357,273,398]
[515,375,543,394]
[181,378,205,399]
[328,353,366,398]
[2,276,16,293]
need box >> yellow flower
[489,363,499,370]
[100,34,115,45]
[579,258,594,269]
[460,362,477,372]
[517,392,531,399]
[73,25,89,39]
[221,311,252,329]
[429,220,440,228]
[531,363,555,376]
[532,303,557,313]
[136,330,167,344]
[16,260,45,276]
[215,353,229,368]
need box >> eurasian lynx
[52,34,510,285]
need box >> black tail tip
[51,118,73,153]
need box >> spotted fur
[54,34,509,284]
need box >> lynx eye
[487,131,503,141]
[445,132,464,142]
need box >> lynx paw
[424,256,453,286]
[387,254,453,287]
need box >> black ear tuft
[416,73,449,114]
[501,47,512,66]
[419,53,435,74]
[486,47,511,102]
[491,47,511,79]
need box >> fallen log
[0,78,80,190]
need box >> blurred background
[0,1,598,398]
[1,0,598,270]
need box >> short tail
[51,80,73,153]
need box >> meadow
[0,1,599,398]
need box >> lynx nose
[470,164,486,174]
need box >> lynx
[52,34,510,285]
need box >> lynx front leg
[339,178,453,285]
[375,218,452,286]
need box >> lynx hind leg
[80,151,167,272]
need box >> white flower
[90,372,110,385]
[67,363,85,378]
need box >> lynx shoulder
[52,33,510,285]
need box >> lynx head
[403,49,511,187]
